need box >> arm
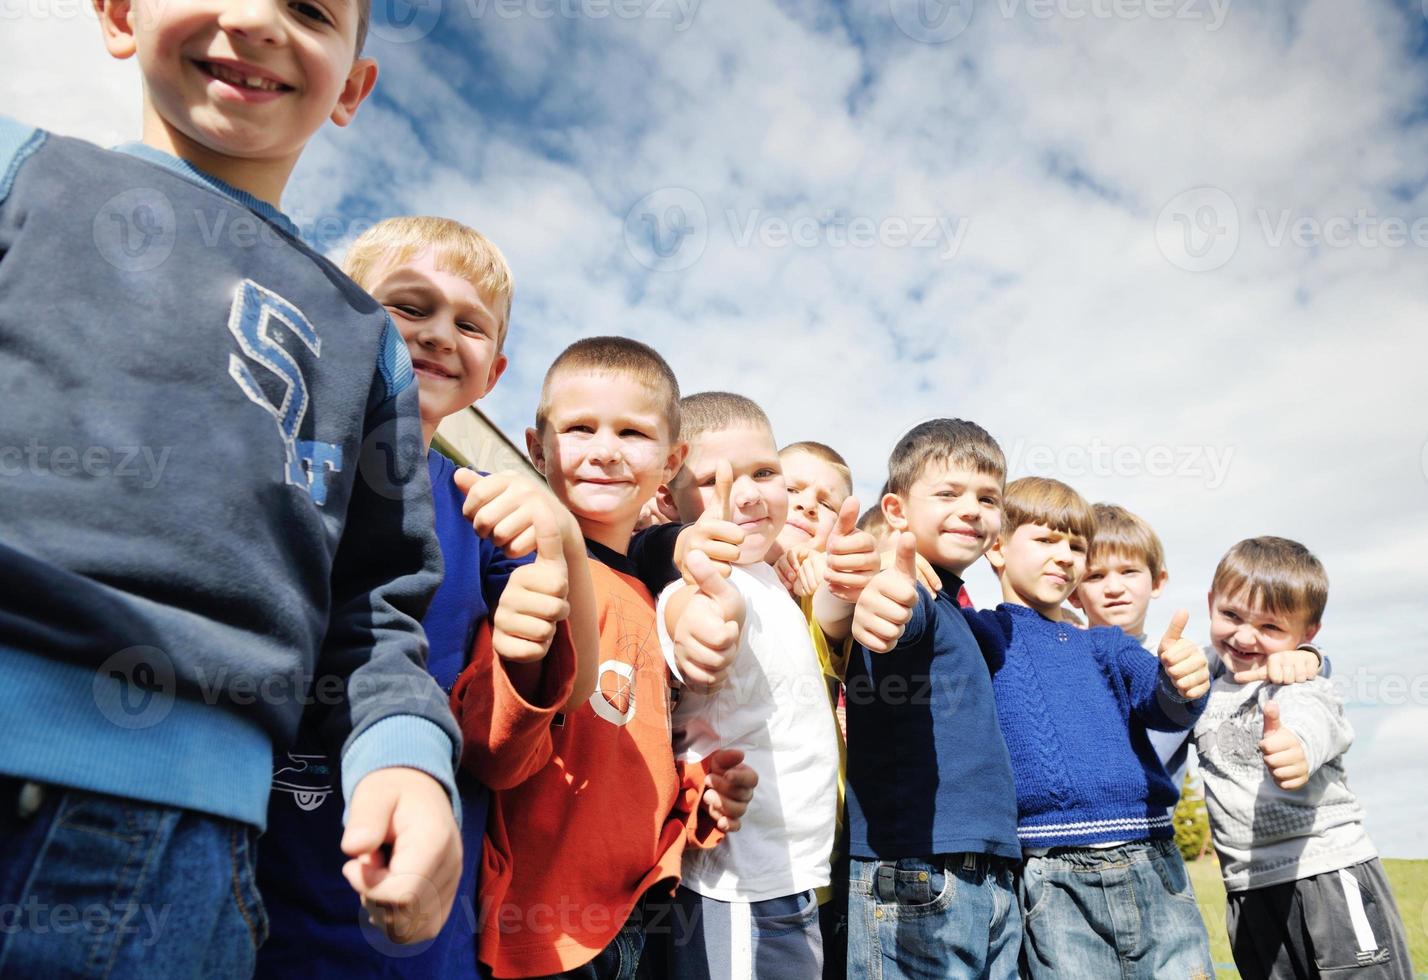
[1111,612,1209,732]
[1257,681,1354,789]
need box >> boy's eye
[291,0,333,24]
[1222,611,1240,622]
[620,429,651,439]
[386,304,422,319]
[980,496,999,506]
[755,468,778,479]
[1084,572,1104,582]
[565,424,594,435]
[457,321,487,337]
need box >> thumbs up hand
[671,549,747,693]
[822,497,881,603]
[1258,700,1309,790]
[455,468,569,559]
[491,507,571,664]
[676,461,744,584]
[852,531,921,653]
[1158,609,1210,700]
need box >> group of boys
[0,0,1414,978]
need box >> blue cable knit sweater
[963,604,1206,848]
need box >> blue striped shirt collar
[114,142,299,240]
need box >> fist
[822,497,880,603]
[677,460,743,583]
[851,531,920,654]
[1259,700,1309,790]
[702,747,759,833]
[453,468,564,559]
[673,550,746,693]
[492,510,570,663]
[1157,609,1210,700]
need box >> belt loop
[875,864,896,902]
[962,853,976,873]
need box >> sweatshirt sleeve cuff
[341,715,461,828]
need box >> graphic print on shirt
[589,588,667,729]
[226,279,344,505]
[271,751,333,812]
[1199,698,1271,779]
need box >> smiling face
[367,250,508,443]
[1208,589,1319,676]
[100,0,376,200]
[884,461,1002,575]
[671,424,788,564]
[992,523,1088,618]
[775,450,850,553]
[1074,552,1167,636]
[527,370,684,553]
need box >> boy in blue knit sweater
[970,477,1215,979]
[845,419,1022,980]
[256,217,598,978]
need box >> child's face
[110,0,374,169]
[527,371,683,547]
[775,451,849,554]
[368,250,508,436]
[671,425,788,564]
[1208,589,1319,676]
[993,523,1088,617]
[1074,553,1166,635]
[885,462,1002,574]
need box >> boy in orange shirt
[451,337,757,978]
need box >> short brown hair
[535,337,680,437]
[857,502,887,537]
[1087,503,1165,579]
[1212,537,1329,626]
[356,0,370,54]
[886,419,1005,497]
[343,216,516,347]
[679,392,772,445]
[780,441,853,497]
[1002,477,1096,542]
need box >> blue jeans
[1017,838,1214,980]
[847,853,1021,980]
[0,778,267,979]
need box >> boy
[1195,537,1412,979]
[1072,503,1324,792]
[0,4,460,974]
[654,396,846,977]
[973,477,1215,979]
[256,217,598,977]
[845,419,1023,980]
[452,338,757,978]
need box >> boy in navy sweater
[0,8,465,977]
[256,217,597,978]
[973,477,1215,979]
[844,419,1022,980]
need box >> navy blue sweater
[257,451,526,978]
[965,604,1206,848]
[845,573,1021,861]
[0,120,456,828]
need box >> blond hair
[343,216,515,346]
[886,419,1004,497]
[535,337,680,437]
[1002,477,1096,542]
[1212,537,1329,626]
[1086,503,1165,579]
[680,392,772,445]
[780,440,853,497]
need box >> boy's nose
[416,318,456,353]
[219,0,287,44]
[1234,624,1258,650]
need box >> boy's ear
[95,0,137,59]
[661,440,689,484]
[524,427,546,475]
[985,534,1007,573]
[1068,590,1084,611]
[480,353,509,399]
[880,492,908,531]
[330,57,379,128]
[654,484,679,523]
[1302,622,1321,644]
[1150,568,1169,599]
[1206,589,1215,619]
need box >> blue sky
[4,0,1426,856]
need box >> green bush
[1174,771,1212,862]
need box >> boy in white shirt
[654,392,845,979]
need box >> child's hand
[823,497,880,603]
[1233,647,1321,685]
[341,767,461,945]
[878,540,942,593]
[1259,700,1309,789]
[635,497,672,531]
[1157,609,1210,700]
[774,545,827,597]
[454,468,569,559]
[853,531,920,653]
[702,747,759,833]
[676,461,743,583]
[492,509,570,664]
[673,549,746,692]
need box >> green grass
[1187,855,1427,978]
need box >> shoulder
[0,117,48,203]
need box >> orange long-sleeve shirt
[451,544,719,978]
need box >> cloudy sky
[4,0,1425,857]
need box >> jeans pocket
[1018,860,1054,924]
[1150,843,1199,907]
[876,858,956,917]
[751,890,820,937]
[229,825,269,951]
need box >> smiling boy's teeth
[209,63,283,92]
